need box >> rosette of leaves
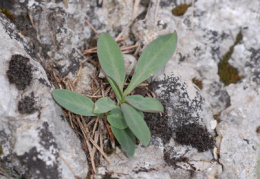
[52,32,177,157]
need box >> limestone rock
[0,14,88,179]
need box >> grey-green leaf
[93,97,117,114]
[111,126,136,157]
[97,33,126,92]
[125,95,163,112]
[52,89,96,116]
[107,77,122,101]
[123,32,177,96]
[121,103,151,146]
[107,108,128,129]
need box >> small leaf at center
[107,108,128,129]
[125,95,163,112]
[121,103,151,146]
[93,97,117,114]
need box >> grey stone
[0,14,88,179]
[1,0,260,178]
[216,83,260,179]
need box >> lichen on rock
[218,31,243,86]
[18,93,36,114]
[6,54,33,90]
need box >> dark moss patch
[172,4,191,16]
[256,126,260,135]
[0,145,2,155]
[7,54,33,90]
[174,123,214,152]
[0,8,15,22]
[192,78,203,90]
[18,93,36,114]
[218,31,243,86]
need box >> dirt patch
[7,54,33,90]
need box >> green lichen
[218,31,243,86]
[0,8,15,22]
[172,4,191,16]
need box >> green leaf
[107,77,122,101]
[52,89,96,116]
[93,97,117,114]
[121,103,151,146]
[125,95,163,112]
[111,126,136,157]
[107,108,128,129]
[97,33,126,92]
[123,32,177,97]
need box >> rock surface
[0,14,88,179]
[93,0,260,178]
[1,0,260,178]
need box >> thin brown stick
[0,166,10,178]
[119,44,138,51]
[76,116,96,173]
[63,0,68,8]
[68,112,74,129]
[116,20,133,41]
[81,116,111,164]
[92,117,100,138]
[85,94,103,98]
[84,17,100,37]
[140,0,152,22]
[116,35,129,42]
[72,57,90,85]
[82,44,138,55]
[104,86,111,97]
[134,43,141,57]
[132,0,140,20]
[59,154,80,178]
[154,0,160,27]
[28,12,36,29]
[86,117,96,128]
[99,120,104,164]
[90,74,100,88]
[103,82,149,87]
[90,131,99,168]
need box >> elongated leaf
[121,103,151,146]
[125,95,163,112]
[111,127,136,157]
[107,77,122,101]
[97,33,125,92]
[107,108,128,129]
[93,97,117,114]
[123,32,177,96]
[52,89,96,116]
